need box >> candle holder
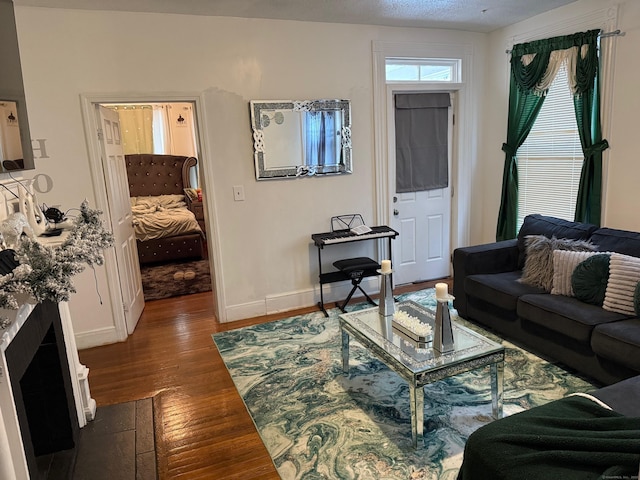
[434,296,455,353]
[378,268,395,317]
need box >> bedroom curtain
[496,29,607,241]
[113,105,154,155]
[394,92,451,193]
[152,105,171,154]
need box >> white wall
[477,0,640,243]
[10,7,486,344]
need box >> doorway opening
[81,93,221,341]
[372,42,474,287]
[101,101,212,302]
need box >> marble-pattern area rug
[212,289,595,480]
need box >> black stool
[333,257,381,312]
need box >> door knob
[393,209,399,216]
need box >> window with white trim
[516,62,583,231]
[385,58,461,82]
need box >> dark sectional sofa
[453,214,640,385]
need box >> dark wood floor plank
[78,278,450,479]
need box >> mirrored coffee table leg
[409,383,424,448]
[491,360,504,419]
[341,331,350,374]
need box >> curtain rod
[505,29,625,54]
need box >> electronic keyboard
[312,226,398,247]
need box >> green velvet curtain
[573,32,608,225]
[495,71,547,241]
[495,29,607,241]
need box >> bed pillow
[551,250,599,297]
[603,253,640,315]
[155,194,186,207]
[134,194,186,210]
[571,254,611,306]
[520,235,596,291]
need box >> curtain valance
[511,29,600,96]
[511,29,600,57]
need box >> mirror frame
[0,0,35,173]
[249,99,352,180]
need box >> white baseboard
[75,326,120,350]
[222,277,380,323]
[224,299,267,323]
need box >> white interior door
[388,90,453,286]
[97,105,144,334]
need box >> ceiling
[14,0,578,33]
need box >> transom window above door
[385,58,461,83]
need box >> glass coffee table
[339,301,505,448]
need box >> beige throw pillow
[551,250,599,297]
[603,253,640,315]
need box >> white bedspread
[131,194,202,242]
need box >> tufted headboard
[124,154,197,198]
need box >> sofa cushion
[519,236,595,291]
[590,227,640,257]
[465,271,544,313]
[551,250,599,297]
[591,375,640,416]
[603,253,640,315]
[517,294,628,344]
[517,214,598,268]
[592,319,640,372]
[572,254,611,306]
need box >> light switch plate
[233,185,245,201]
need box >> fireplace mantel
[0,301,95,479]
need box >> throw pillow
[520,235,596,291]
[634,282,640,316]
[571,254,611,306]
[551,250,599,297]
[516,214,598,268]
[603,253,640,315]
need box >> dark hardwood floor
[78,278,451,479]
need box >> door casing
[372,42,474,267]
[80,92,225,341]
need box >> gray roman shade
[395,93,451,193]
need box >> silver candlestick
[434,297,455,353]
[378,268,395,317]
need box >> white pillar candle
[435,282,448,300]
[381,259,392,274]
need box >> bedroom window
[385,58,461,82]
[515,63,583,231]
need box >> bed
[124,153,204,265]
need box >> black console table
[311,225,398,316]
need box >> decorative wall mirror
[0,0,35,173]
[250,99,352,180]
